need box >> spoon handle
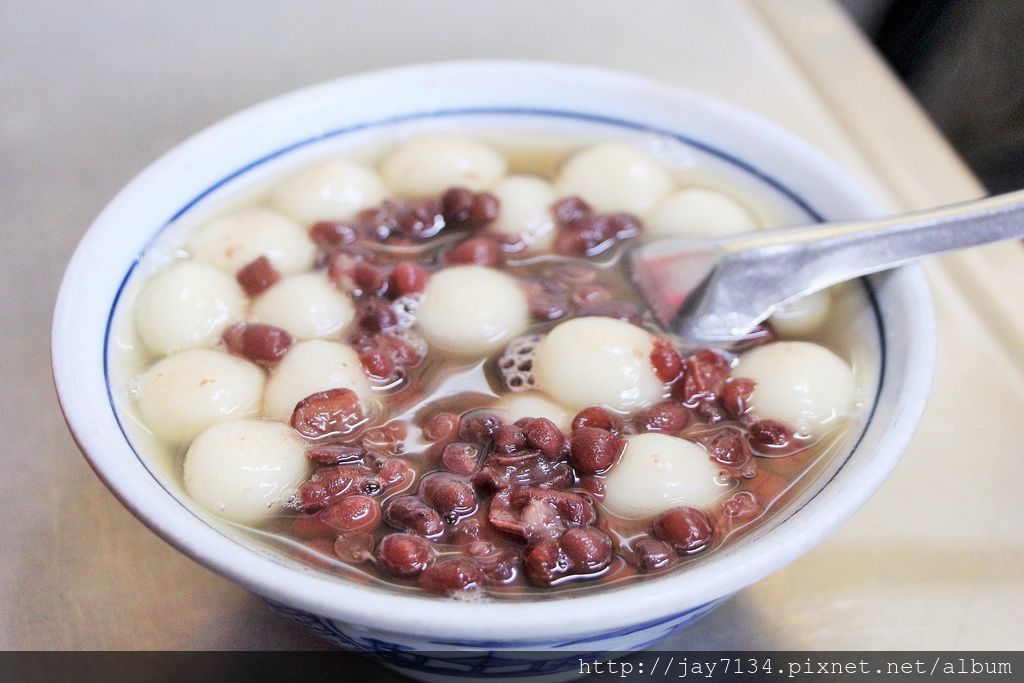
[733,187,1024,289]
[662,189,1024,342]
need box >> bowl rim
[52,60,935,645]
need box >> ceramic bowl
[52,62,934,680]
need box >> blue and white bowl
[52,62,934,679]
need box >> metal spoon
[629,189,1024,345]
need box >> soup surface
[111,129,875,599]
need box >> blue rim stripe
[101,107,884,647]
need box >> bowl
[52,62,935,678]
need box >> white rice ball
[644,188,758,238]
[271,159,386,224]
[380,134,507,196]
[263,339,372,422]
[416,265,529,356]
[492,392,572,432]
[769,289,833,337]
[488,175,556,251]
[533,317,664,413]
[189,207,315,275]
[554,142,673,215]
[735,341,855,435]
[135,261,246,356]
[135,348,264,444]
[184,419,310,522]
[252,273,355,340]
[602,433,728,519]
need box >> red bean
[318,495,381,534]
[749,419,794,448]
[654,507,714,555]
[419,557,486,595]
[355,203,398,241]
[222,322,293,367]
[396,198,444,238]
[554,213,640,256]
[441,442,480,475]
[422,412,460,442]
[446,236,501,266]
[693,396,727,425]
[441,187,499,229]
[304,443,364,465]
[293,481,330,513]
[383,496,445,539]
[634,539,676,571]
[449,517,484,545]
[357,299,400,332]
[326,248,371,291]
[524,280,570,320]
[650,339,683,382]
[721,491,760,520]
[236,255,280,296]
[389,262,429,297]
[376,533,433,578]
[480,550,519,585]
[571,406,616,433]
[353,263,389,297]
[376,333,422,367]
[334,532,375,564]
[420,473,477,518]
[523,539,568,586]
[553,225,597,256]
[569,427,623,475]
[510,487,596,527]
[493,424,527,454]
[635,401,690,433]
[560,527,613,573]
[310,221,357,248]
[359,347,396,380]
[320,466,364,494]
[458,411,502,443]
[551,196,592,225]
[720,377,756,419]
[361,421,408,456]
[578,475,605,498]
[523,418,565,458]
[700,428,752,469]
[467,192,499,227]
[467,541,493,558]
[291,388,367,440]
[672,349,731,404]
[440,187,476,225]
[376,457,415,491]
[293,465,363,512]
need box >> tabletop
[2,0,1022,652]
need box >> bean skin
[377,533,433,578]
[419,557,486,595]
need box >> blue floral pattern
[265,596,726,678]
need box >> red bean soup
[110,131,877,599]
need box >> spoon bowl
[630,188,1024,344]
